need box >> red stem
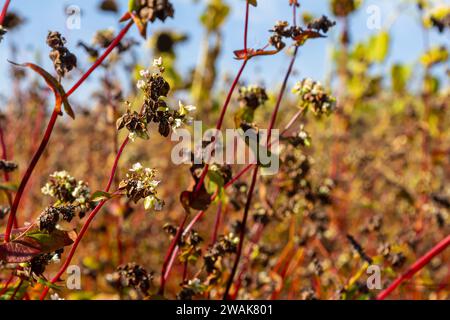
[223,166,259,299]
[40,137,129,300]
[65,20,134,98]
[163,163,254,282]
[224,38,300,300]
[0,123,16,228]
[162,108,303,282]
[0,0,11,25]
[194,59,248,193]
[0,273,14,296]
[160,2,252,293]
[159,213,189,295]
[377,234,450,300]
[9,279,22,300]
[194,1,251,194]
[244,1,249,52]
[211,202,223,245]
[0,124,10,182]
[162,1,300,281]
[4,110,59,242]
[3,20,134,242]
[267,46,298,142]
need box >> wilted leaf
[180,183,212,213]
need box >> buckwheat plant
[0,0,449,302]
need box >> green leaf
[0,182,18,192]
[205,170,224,194]
[128,0,139,12]
[36,278,62,290]
[91,190,113,202]
[25,229,76,253]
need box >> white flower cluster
[120,163,164,211]
[136,57,166,90]
[172,101,196,131]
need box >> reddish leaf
[7,61,75,119]
[130,11,147,39]
[119,12,132,22]
[233,48,254,60]
[0,241,41,263]
[0,228,76,263]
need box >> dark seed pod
[0,159,18,172]
[46,31,77,78]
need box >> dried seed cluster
[117,58,196,139]
[2,12,24,30]
[429,12,450,33]
[78,29,137,61]
[136,0,175,23]
[118,163,164,211]
[38,205,75,233]
[307,15,337,34]
[29,249,63,276]
[268,21,302,51]
[268,14,335,51]
[99,0,119,13]
[238,85,269,110]
[204,233,239,279]
[292,78,337,116]
[0,26,6,43]
[107,262,153,294]
[0,206,10,219]
[177,278,206,300]
[0,159,18,172]
[331,0,360,17]
[46,31,77,78]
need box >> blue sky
[0,0,449,103]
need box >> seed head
[46,31,77,78]
[0,159,18,172]
[119,163,164,211]
[293,78,337,116]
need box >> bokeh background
[1,0,448,103]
